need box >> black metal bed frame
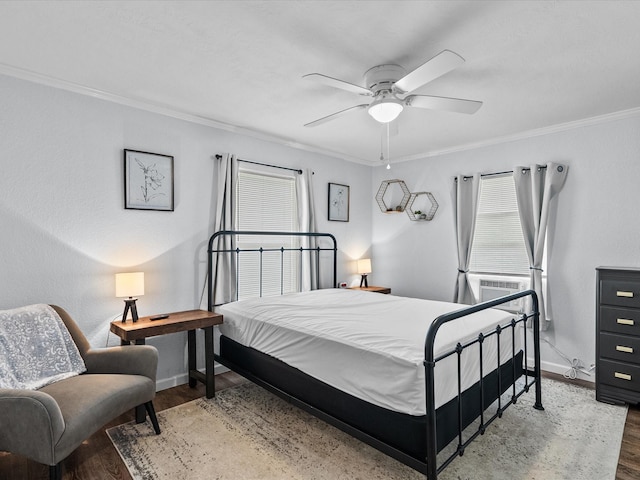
[207,230,337,308]
[207,230,544,479]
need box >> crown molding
[390,107,640,165]
[3,62,639,168]
[0,63,368,166]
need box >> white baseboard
[155,364,230,392]
[531,358,595,383]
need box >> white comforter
[218,289,518,416]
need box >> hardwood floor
[618,404,640,480]
[1,372,638,479]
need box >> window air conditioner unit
[479,279,523,312]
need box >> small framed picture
[328,183,349,222]
[124,149,174,211]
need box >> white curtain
[296,168,318,291]
[453,174,481,304]
[202,153,238,309]
[513,163,568,328]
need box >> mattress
[217,288,520,416]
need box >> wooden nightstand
[110,309,223,399]
[348,286,391,294]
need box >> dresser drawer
[600,306,640,335]
[600,332,640,363]
[600,278,640,308]
[598,358,640,392]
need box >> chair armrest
[0,389,65,465]
[83,345,158,382]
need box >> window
[469,174,530,276]
[235,169,299,298]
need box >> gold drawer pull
[617,318,635,326]
[615,372,632,381]
[616,345,634,354]
[617,291,634,298]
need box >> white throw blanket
[0,304,86,390]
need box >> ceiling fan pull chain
[386,123,391,170]
[379,125,384,164]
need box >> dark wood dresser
[597,267,640,404]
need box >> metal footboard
[424,289,543,479]
[206,230,543,480]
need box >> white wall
[5,70,640,387]
[372,113,640,379]
[0,74,372,389]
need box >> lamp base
[122,298,139,323]
[359,274,369,288]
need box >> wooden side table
[110,309,223,399]
[348,286,391,294]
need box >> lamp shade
[115,272,145,298]
[357,258,372,275]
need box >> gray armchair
[0,305,160,480]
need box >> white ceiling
[1,1,640,165]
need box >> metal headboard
[207,230,338,309]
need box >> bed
[207,230,543,479]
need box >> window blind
[469,174,530,275]
[237,170,298,232]
[236,169,299,298]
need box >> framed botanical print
[124,149,174,211]
[328,182,349,222]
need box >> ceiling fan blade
[304,104,369,127]
[394,50,465,94]
[303,73,372,96]
[406,94,482,114]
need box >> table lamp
[115,272,144,322]
[357,258,371,288]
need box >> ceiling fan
[303,50,482,127]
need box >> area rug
[107,378,626,480]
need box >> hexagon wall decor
[376,179,410,213]
[406,192,439,221]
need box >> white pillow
[0,304,86,390]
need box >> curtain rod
[458,165,559,181]
[482,166,548,178]
[215,154,302,175]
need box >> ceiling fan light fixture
[304,50,481,131]
[368,93,404,123]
